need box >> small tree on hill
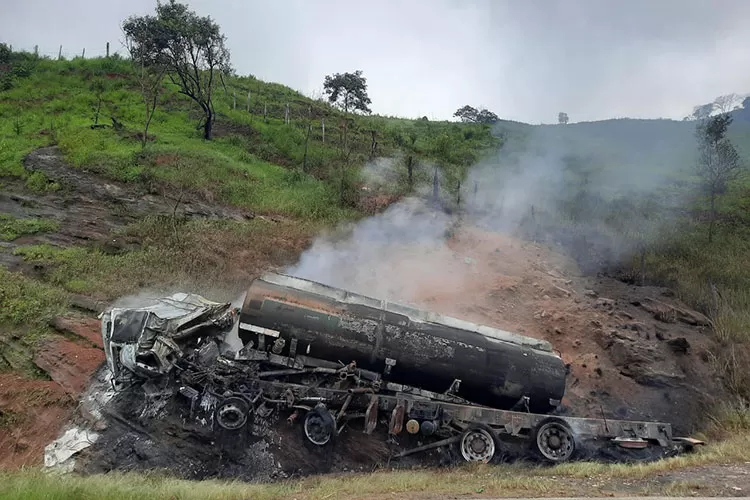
[689,102,714,121]
[454,105,478,123]
[323,70,372,114]
[695,113,743,242]
[453,105,498,124]
[713,93,743,114]
[122,0,232,140]
[476,108,499,124]
[558,112,569,124]
[123,19,169,148]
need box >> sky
[3,0,750,124]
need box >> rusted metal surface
[239,272,568,413]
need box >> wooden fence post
[106,42,110,58]
[81,48,85,58]
[322,118,325,143]
[58,45,62,60]
[34,45,38,56]
[233,90,236,110]
[247,90,251,113]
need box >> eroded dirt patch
[0,314,105,469]
[0,373,75,468]
[33,338,104,396]
[0,146,253,272]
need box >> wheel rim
[460,428,496,462]
[536,421,574,462]
[216,398,249,430]
[304,411,333,446]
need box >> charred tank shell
[239,273,567,413]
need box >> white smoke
[285,120,695,302]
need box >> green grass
[2,431,750,500]
[0,54,498,224]
[0,214,59,241]
[12,216,316,301]
[0,265,69,374]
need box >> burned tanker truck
[100,272,702,465]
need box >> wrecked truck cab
[99,292,238,384]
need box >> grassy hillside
[0,54,500,219]
[0,49,502,375]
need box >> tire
[458,423,501,463]
[302,404,336,447]
[532,418,576,463]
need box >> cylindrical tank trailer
[239,272,567,414]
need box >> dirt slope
[380,226,724,435]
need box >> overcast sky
[3,0,750,123]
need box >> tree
[453,105,498,124]
[476,108,499,124]
[454,105,478,123]
[323,70,372,114]
[689,102,714,121]
[123,20,168,148]
[122,0,232,140]
[713,93,742,114]
[558,112,569,124]
[695,113,743,242]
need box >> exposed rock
[595,298,615,309]
[33,338,105,396]
[667,337,691,355]
[632,370,686,388]
[638,298,711,327]
[49,316,104,348]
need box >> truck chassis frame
[162,342,701,465]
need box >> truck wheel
[533,418,575,463]
[303,405,335,446]
[459,424,498,463]
[216,396,250,431]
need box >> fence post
[233,90,236,110]
[34,45,38,56]
[285,103,290,124]
[106,42,110,58]
[263,103,267,122]
[82,48,85,58]
[247,91,251,113]
[58,45,62,60]
[322,118,325,143]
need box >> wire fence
[4,42,121,60]
[3,40,389,160]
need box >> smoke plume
[285,119,695,303]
